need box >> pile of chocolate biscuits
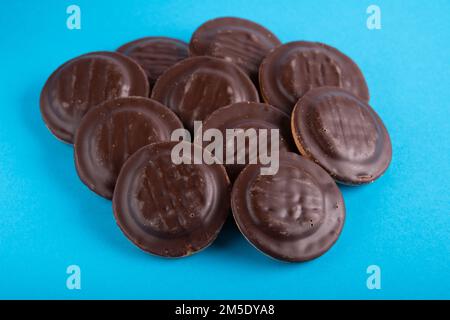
[40,17,392,262]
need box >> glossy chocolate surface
[40,51,149,143]
[117,37,189,89]
[113,141,230,257]
[259,41,369,114]
[152,56,259,131]
[291,87,392,185]
[190,17,281,82]
[74,97,183,199]
[195,102,294,181]
[232,152,345,262]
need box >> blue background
[0,0,449,299]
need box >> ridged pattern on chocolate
[118,37,189,87]
[151,56,259,131]
[40,51,149,143]
[249,166,324,238]
[291,87,391,185]
[113,142,230,258]
[309,94,377,161]
[282,51,342,100]
[208,30,270,76]
[136,159,206,235]
[178,72,231,120]
[57,59,125,120]
[260,41,369,114]
[196,102,294,181]
[74,97,183,199]
[189,17,281,82]
[232,152,345,262]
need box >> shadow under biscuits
[210,213,312,268]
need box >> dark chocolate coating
[117,37,189,89]
[113,141,230,258]
[232,152,345,262]
[40,51,149,143]
[74,97,183,199]
[291,87,392,185]
[194,102,294,181]
[190,17,281,82]
[259,41,369,114]
[151,56,259,131]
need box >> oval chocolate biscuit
[291,87,392,185]
[232,152,345,262]
[74,97,183,199]
[259,41,369,114]
[40,51,149,143]
[190,17,281,82]
[151,56,259,131]
[113,141,230,258]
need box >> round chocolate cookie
[40,51,149,143]
[259,41,369,114]
[113,141,230,258]
[189,17,281,82]
[195,102,294,181]
[74,97,183,199]
[117,37,189,89]
[151,56,259,131]
[232,152,345,262]
[291,87,392,185]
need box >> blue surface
[0,0,449,299]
